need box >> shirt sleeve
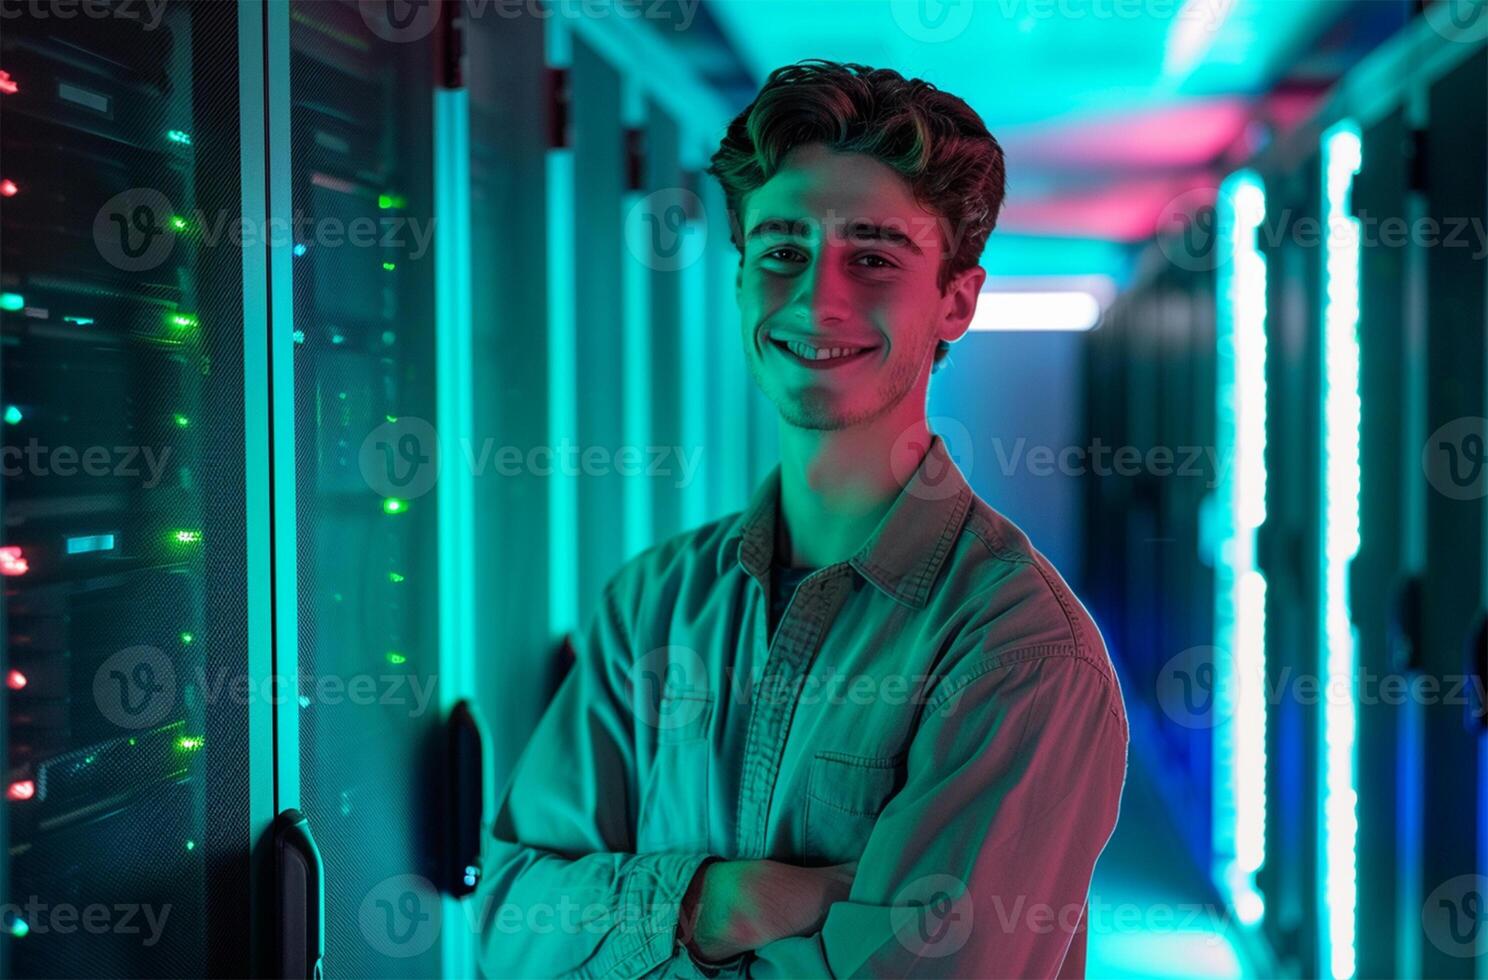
[473,577,716,978]
[748,646,1128,979]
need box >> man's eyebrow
[842,220,924,255]
[743,216,925,255]
[744,217,811,241]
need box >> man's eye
[762,247,806,263]
[853,253,896,269]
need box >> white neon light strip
[1215,169,1269,927]
[968,290,1105,332]
[1321,120,1362,980]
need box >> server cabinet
[284,0,443,974]
[465,0,555,792]
[1256,157,1324,975]
[0,3,256,975]
[566,37,626,629]
[1352,104,1423,980]
[1418,45,1488,978]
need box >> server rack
[0,2,256,975]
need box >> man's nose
[785,254,850,328]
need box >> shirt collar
[716,434,974,609]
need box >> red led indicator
[6,669,25,691]
[0,546,27,576]
[0,72,16,96]
[0,180,15,198]
[7,780,35,802]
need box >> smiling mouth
[770,337,879,369]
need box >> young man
[476,61,1128,978]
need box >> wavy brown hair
[707,60,1007,367]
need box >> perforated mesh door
[0,3,252,976]
[286,1,442,975]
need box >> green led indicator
[180,632,194,644]
[84,754,96,765]
[386,651,407,665]
[382,261,396,272]
[382,497,407,515]
[171,215,188,231]
[128,738,137,746]
[388,571,405,583]
[378,193,405,210]
[185,839,196,851]
[4,405,21,425]
[174,414,190,428]
[168,313,198,329]
[166,129,192,145]
[177,736,203,751]
[8,916,28,938]
[385,414,398,423]
[0,293,23,312]
[63,315,93,326]
[172,529,202,544]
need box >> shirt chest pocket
[637,692,713,854]
[802,751,904,864]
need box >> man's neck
[774,403,932,569]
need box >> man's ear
[938,265,986,345]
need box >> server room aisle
[1088,753,1249,979]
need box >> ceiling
[688,0,1409,272]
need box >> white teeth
[784,340,864,361]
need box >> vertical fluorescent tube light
[435,87,475,702]
[621,84,652,559]
[435,82,475,980]
[547,25,578,634]
[1320,120,1362,980]
[1214,169,1269,926]
[679,208,707,529]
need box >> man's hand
[680,859,858,963]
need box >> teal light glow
[0,292,24,312]
[547,148,579,633]
[1214,169,1269,927]
[1320,120,1362,980]
[65,533,116,555]
[622,184,654,558]
[166,129,193,145]
[435,86,476,710]
[3,405,21,425]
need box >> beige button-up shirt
[475,435,1129,978]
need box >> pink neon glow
[1004,100,1251,170]
[5,669,24,691]
[0,179,15,198]
[0,546,28,576]
[0,71,16,96]
[7,780,35,802]
[1000,177,1217,242]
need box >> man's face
[735,143,976,431]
